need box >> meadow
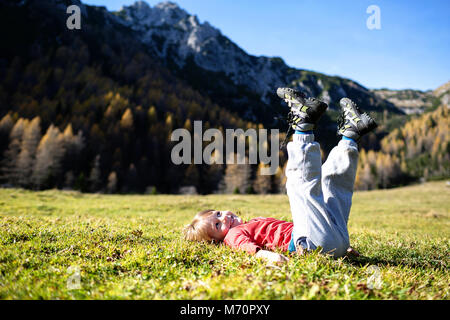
[0,181,448,300]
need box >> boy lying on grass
[184,88,377,264]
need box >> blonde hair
[183,209,215,242]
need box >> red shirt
[223,217,293,254]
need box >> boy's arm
[224,229,289,264]
[255,250,289,264]
[224,229,261,255]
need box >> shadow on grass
[344,253,447,271]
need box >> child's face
[205,210,243,241]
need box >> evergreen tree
[1,118,28,185]
[124,163,138,193]
[182,163,200,187]
[205,150,224,193]
[32,125,64,189]
[274,164,287,194]
[0,113,14,155]
[106,171,118,194]
[16,117,41,187]
[220,154,251,194]
[253,163,272,194]
[61,123,84,184]
[148,105,158,124]
[120,108,134,129]
[88,154,102,192]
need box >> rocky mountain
[371,81,449,115]
[116,1,289,103]
[114,1,403,125]
[433,81,450,107]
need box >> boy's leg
[276,87,348,257]
[286,133,347,257]
[321,97,378,243]
[321,138,359,243]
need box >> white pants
[286,134,359,258]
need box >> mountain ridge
[371,81,449,114]
[113,0,403,123]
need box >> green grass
[0,181,449,300]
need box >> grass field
[0,181,448,300]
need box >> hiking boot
[337,98,378,141]
[277,87,328,131]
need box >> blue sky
[84,0,450,91]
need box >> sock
[342,136,356,143]
[295,130,314,135]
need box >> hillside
[0,0,259,193]
[0,0,444,194]
[433,81,450,107]
[355,105,449,190]
[371,81,449,115]
[116,1,403,123]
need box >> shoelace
[280,126,292,149]
[337,112,346,129]
[279,111,298,149]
